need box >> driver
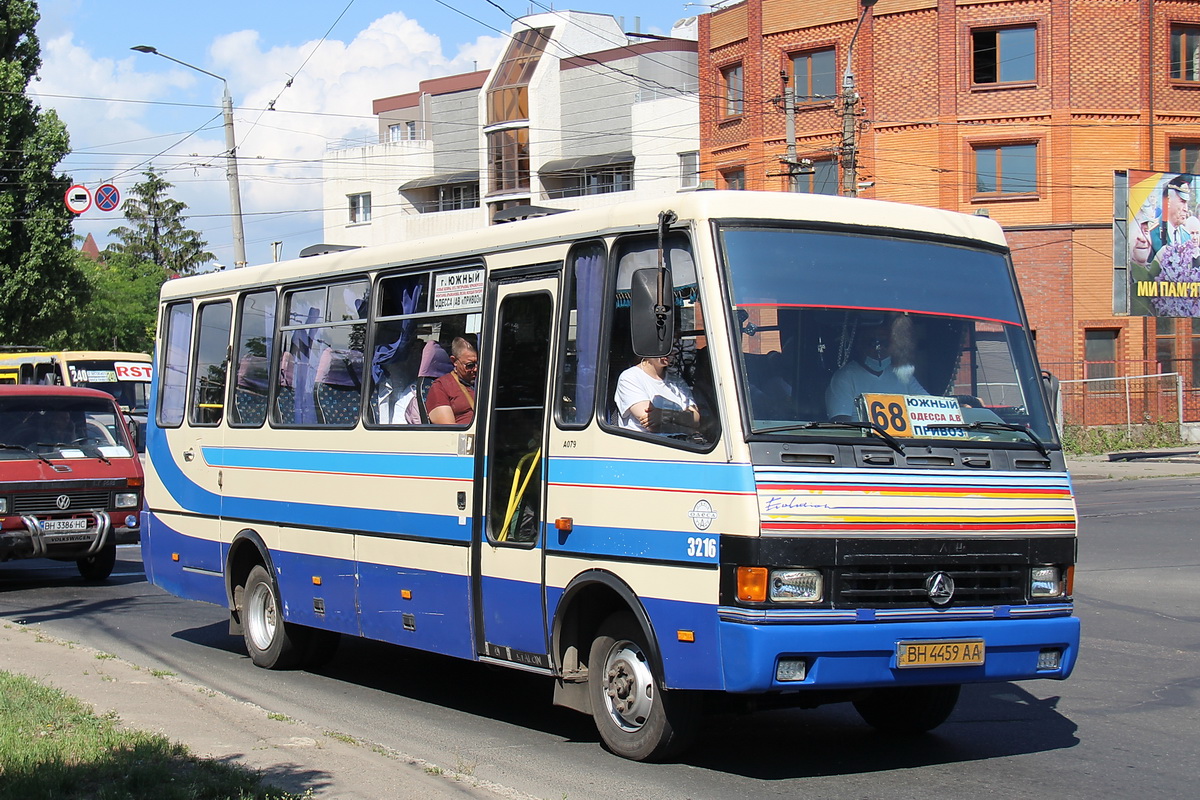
[825,314,927,422]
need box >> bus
[142,191,1079,761]
[0,349,152,445]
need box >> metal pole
[840,1,877,197]
[221,86,247,267]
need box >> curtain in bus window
[371,279,423,384]
[289,306,322,425]
[573,249,604,422]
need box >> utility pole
[777,70,813,189]
[840,0,878,197]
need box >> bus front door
[474,276,556,668]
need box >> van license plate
[896,639,985,668]
[41,518,89,533]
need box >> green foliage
[0,670,303,800]
[0,0,90,346]
[1061,422,1187,455]
[64,250,168,352]
[107,169,214,276]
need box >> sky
[32,0,701,267]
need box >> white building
[321,11,699,248]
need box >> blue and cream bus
[143,191,1078,760]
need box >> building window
[721,63,744,116]
[791,48,836,102]
[348,192,372,223]
[487,128,530,194]
[1156,318,1178,375]
[438,184,480,211]
[723,169,745,190]
[488,26,552,125]
[972,26,1036,85]
[1084,329,1117,390]
[974,143,1036,196]
[790,158,838,195]
[679,151,699,189]
[1169,141,1200,173]
[1171,25,1200,82]
[389,121,418,142]
[545,165,633,199]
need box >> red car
[1,385,144,580]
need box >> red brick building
[698,0,1200,421]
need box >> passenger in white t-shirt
[614,352,700,434]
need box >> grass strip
[0,670,302,800]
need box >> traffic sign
[95,183,121,212]
[65,185,91,215]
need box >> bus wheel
[77,542,116,581]
[242,565,307,669]
[853,684,961,733]
[587,612,697,761]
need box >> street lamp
[840,0,878,198]
[131,45,247,268]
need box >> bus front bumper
[718,613,1080,693]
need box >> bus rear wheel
[587,612,697,761]
[242,565,308,669]
[853,684,961,733]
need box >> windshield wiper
[36,441,112,466]
[933,421,1050,458]
[0,442,58,468]
[755,420,907,455]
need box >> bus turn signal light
[737,567,768,602]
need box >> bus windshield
[66,360,151,413]
[720,225,1056,446]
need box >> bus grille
[13,491,112,515]
[834,562,1025,607]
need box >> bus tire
[242,565,307,669]
[77,541,116,581]
[587,611,697,762]
[853,684,961,733]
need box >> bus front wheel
[587,612,697,761]
[853,684,961,733]
[242,565,307,669]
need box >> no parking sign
[95,183,120,212]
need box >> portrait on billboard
[1128,170,1200,317]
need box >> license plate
[40,518,89,533]
[896,639,985,668]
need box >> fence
[1058,372,1184,430]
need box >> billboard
[1127,170,1199,316]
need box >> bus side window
[231,290,276,427]
[190,301,232,426]
[557,241,605,428]
[606,234,719,446]
[159,302,193,428]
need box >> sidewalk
[0,622,523,800]
[3,453,1196,799]
[1065,447,1200,481]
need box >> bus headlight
[1030,566,1063,598]
[114,493,140,509]
[770,569,823,603]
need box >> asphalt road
[1,477,1196,799]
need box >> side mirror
[630,267,674,358]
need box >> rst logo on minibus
[114,362,153,382]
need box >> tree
[65,250,168,352]
[107,169,214,276]
[0,0,90,346]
